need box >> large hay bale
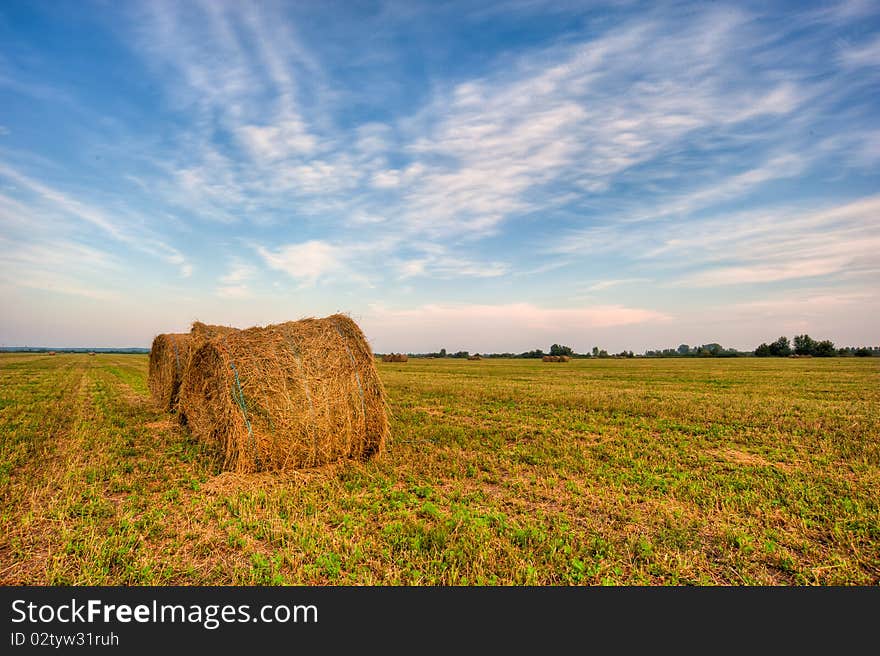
[148,333,193,412]
[559,355,571,362]
[179,314,389,472]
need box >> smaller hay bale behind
[148,333,193,412]
[542,355,560,362]
[382,353,408,362]
[180,314,389,473]
[190,321,238,343]
[468,354,482,360]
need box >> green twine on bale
[229,361,258,467]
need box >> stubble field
[1,353,877,585]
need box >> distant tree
[794,334,818,356]
[550,344,574,357]
[592,346,599,357]
[598,349,609,358]
[854,346,873,357]
[814,340,835,357]
[439,348,447,358]
[768,336,791,357]
[452,351,469,359]
[677,344,690,355]
[755,343,772,357]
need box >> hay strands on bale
[180,314,389,473]
[148,333,193,412]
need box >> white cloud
[220,260,256,284]
[587,278,652,291]
[236,119,317,161]
[256,240,342,286]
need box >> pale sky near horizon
[1,0,878,352]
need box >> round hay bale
[381,353,408,363]
[468,354,482,360]
[559,355,571,362]
[179,314,389,472]
[542,355,562,362]
[148,333,193,412]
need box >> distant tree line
[754,335,877,357]
[382,337,878,360]
[644,343,746,358]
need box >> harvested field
[1,354,878,585]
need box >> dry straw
[382,353,408,362]
[190,321,238,343]
[148,333,193,412]
[179,314,389,473]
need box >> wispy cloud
[0,238,123,300]
[587,278,652,292]
[558,194,880,288]
[0,162,190,274]
[215,259,257,297]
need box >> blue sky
[1,0,878,352]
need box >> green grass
[1,353,877,584]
